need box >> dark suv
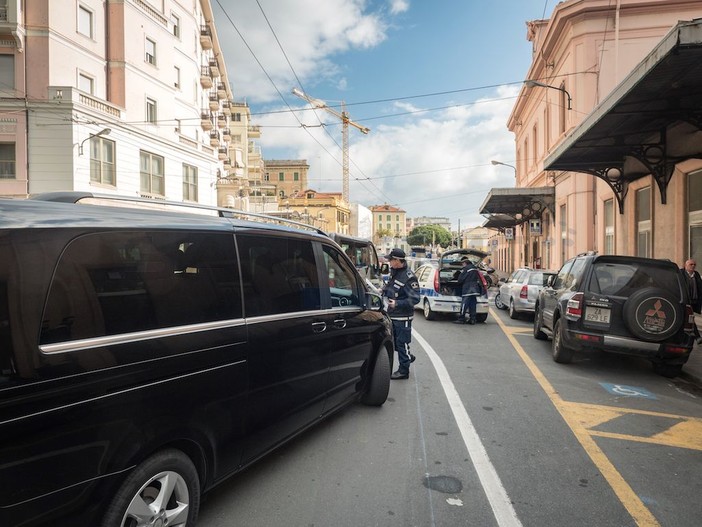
[0,193,393,527]
[533,253,695,377]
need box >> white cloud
[389,0,410,15]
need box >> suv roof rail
[29,191,328,235]
[576,250,598,257]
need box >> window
[264,172,269,182]
[78,73,94,94]
[78,5,93,38]
[532,124,538,161]
[232,134,242,143]
[90,136,115,186]
[560,203,567,265]
[145,38,156,65]
[183,163,198,201]
[278,172,284,182]
[174,66,180,89]
[604,199,614,255]
[237,235,321,316]
[543,106,550,151]
[146,98,157,124]
[172,13,180,38]
[40,231,242,344]
[293,171,299,181]
[232,113,242,122]
[140,150,164,196]
[0,143,15,179]
[322,245,361,308]
[636,187,652,258]
[386,215,391,221]
[0,55,15,91]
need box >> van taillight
[520,285,528,299]
[434,271,440,293]
[566,292,584,320]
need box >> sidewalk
[681,313,702,385]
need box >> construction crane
[292,87,369,204]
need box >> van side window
[238,235,320,316]
[322,245,361,308]
[40,231,241,345]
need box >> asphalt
[681,313,702,385]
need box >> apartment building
[371,204,408,255]
[0,0,261,205]
[282,189,350,234]
[481,0,702,272]
[264,159,310,199]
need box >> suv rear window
[587,260,681,297]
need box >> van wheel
[652,362,683,378]
[552,318,574,364]
[423,300,436,320]
[533,305,547,340]
[361,348,390,406]
[102,449,200,527]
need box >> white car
[494,268,557,319]
[414,249,490,322]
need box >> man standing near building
[383,248,420,380]
[682,258,702,344]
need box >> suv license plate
[585,307,610,324]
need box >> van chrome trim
[39,319,247,354]
[244,307,362,325]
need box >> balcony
[247,125,261,138]
[218,147,228,160]
[209,130,220,147]
[200,25,213,49]
[200,111,214,131]
[200,66,213,89]
[221,100,231,115]
[217,83,227,100]
[223,158,232,170]
[208,95,219,111]
[208,59,220,78]
[222,128,231,142]
[217,115,227,129]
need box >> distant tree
[374,227,393,243]
[407,225,452,248]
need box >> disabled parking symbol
[599,383,657,400]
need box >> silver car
[495,268,557,319]
[414,249,490,322]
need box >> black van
[0,193,393,527]
[328,233,385,290]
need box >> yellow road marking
[491,309,661,527]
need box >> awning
[544,18,702,213]
[479,187,555,229]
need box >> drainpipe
[615,0,621,84]
[105,0,110,101]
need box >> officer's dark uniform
[383,249,420,379]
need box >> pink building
[482,0,702,273]
[0,0,261,205]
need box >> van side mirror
[366,291,383,311]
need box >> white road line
[413,329,523,527]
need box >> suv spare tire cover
[622,287,683,342]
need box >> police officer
[383,248,421,379]
[454,256,483,324]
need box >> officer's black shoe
[410,353,416,363]
[453,318,465,324]
[467,318,476,325]
[391,370,409,380]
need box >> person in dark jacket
[383,248,421,379]
[454,257,483,325]
[681,258,702,343]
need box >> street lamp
[491,159,517,177]
[79,128,111,155]
[524,80,572,110]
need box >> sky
[211,0,554,230]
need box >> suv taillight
[520,285,528,299]
[565,292,584,320]
[434,271,440,293]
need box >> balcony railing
[200,25,213,49]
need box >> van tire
[361,349,391,406]
[102,449,200,527]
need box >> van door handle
[311,321,327,333]
[333,318,347,329]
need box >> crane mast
[292,88,369,204]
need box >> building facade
[281,189,350,234]
[264,159,309,199]
[371,204,408,255]
[482,0,702,273]
[0,0,262,206]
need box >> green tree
[407,225,452,248]
[374,227,393,243]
